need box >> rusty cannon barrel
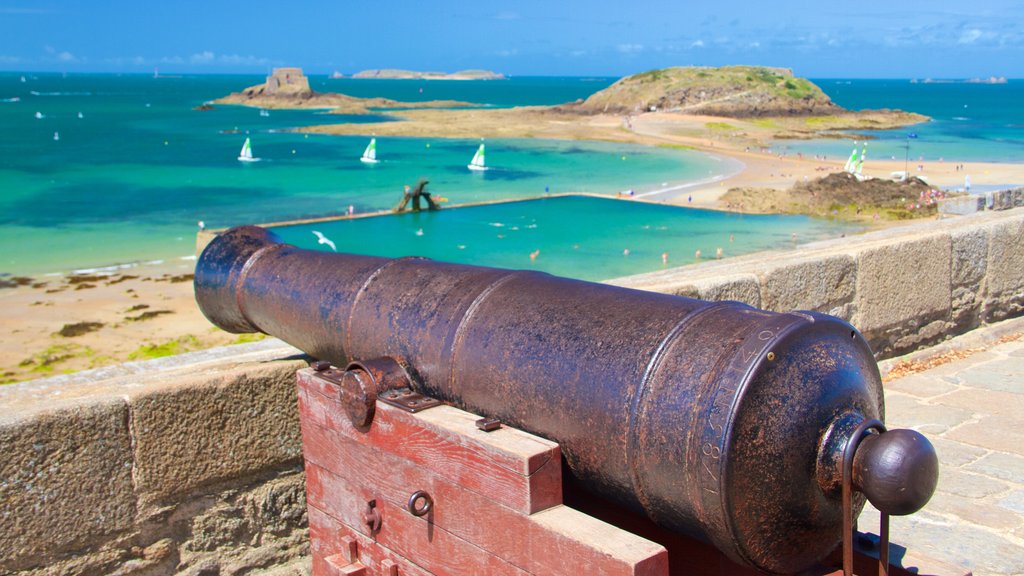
[195,226,938,574]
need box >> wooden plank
[298,368,667,575]
[297,376,562,514]
[309,505,433,576]
[298,368,559,476]
[303,432,667,569]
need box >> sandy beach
[3,107,1021,385]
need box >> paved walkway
[859,318,1024,576]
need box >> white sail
[360,138,379,164]
[843,142,859,173]
[855,143,867,175]
[467,143,487,171]
[238,137,258,162]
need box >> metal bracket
[379,387,443,413]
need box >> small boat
[53,131,59,141]
[237,137,259,162]
[77,111,83,119]
[34,111,43,119]
[467,143,488,171]
[360,138,379,164]
[259,109,270,117]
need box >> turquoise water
[0,73,727,276]
[270,195,857,282]
[784,79,1024,163]
[2,73,1012,278]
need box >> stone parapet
[0,341,309,575]
[611,207,1024,358]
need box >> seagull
[312,230,336,252]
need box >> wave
[952,117,970,121]
[2,97,20,103]
[29,90,92,96]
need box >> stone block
[853,233,951,350]
[690,274,760,307]
[130,358,306,504]
[983,216,1024,321]
[0,400,136,573]
[758,254,856,315]
[938,195,985,216]
[1012,188,1024,208]
[986,189,1015,211]
[950,226,988,288]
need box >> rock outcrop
[570,66,842,117]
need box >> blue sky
[2,1,1022,78]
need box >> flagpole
[904,135,911,179]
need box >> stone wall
[0,342,310,576]
[610,207,1024,358]
[3,207,1022,574]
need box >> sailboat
[237,137,259,162]
[360,138,379,164]
[467,143,488,171]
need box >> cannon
[195,226,938,575]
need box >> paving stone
[883,393,974,434]
[957,359,1024,393]
[966,451,1024,484]
[885,372,959,399]
[936,467,1010,499]
[998,489,1024,515]
[934,388,1021,416]
[860,507,1024,576]
[928,436,988,468]
[946,414,1024,455]
[925,490,1024,531]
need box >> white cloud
[57,51,76,62]
[0,55,21,63]
[190,51,215,64]
[958,28,983,44]
[218,53,272,66]
[497,49,518,57]
[570,50,588,57]
[160,56,185,64]
[749,41,761,49]
[617,43,644,54]
[495,11,520,20]
[690,40,705,48]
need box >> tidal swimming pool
[267,194,860,282]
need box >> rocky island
[351,68,505,80]
[214,67,477,113]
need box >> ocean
[0,73,1017,278]
[778,79,1024,165]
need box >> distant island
[213,67,478,113]
[351,69,505,80]
[911,76,1008,84]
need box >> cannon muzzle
[195,226,938,574]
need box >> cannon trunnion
[195,226,938,575]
